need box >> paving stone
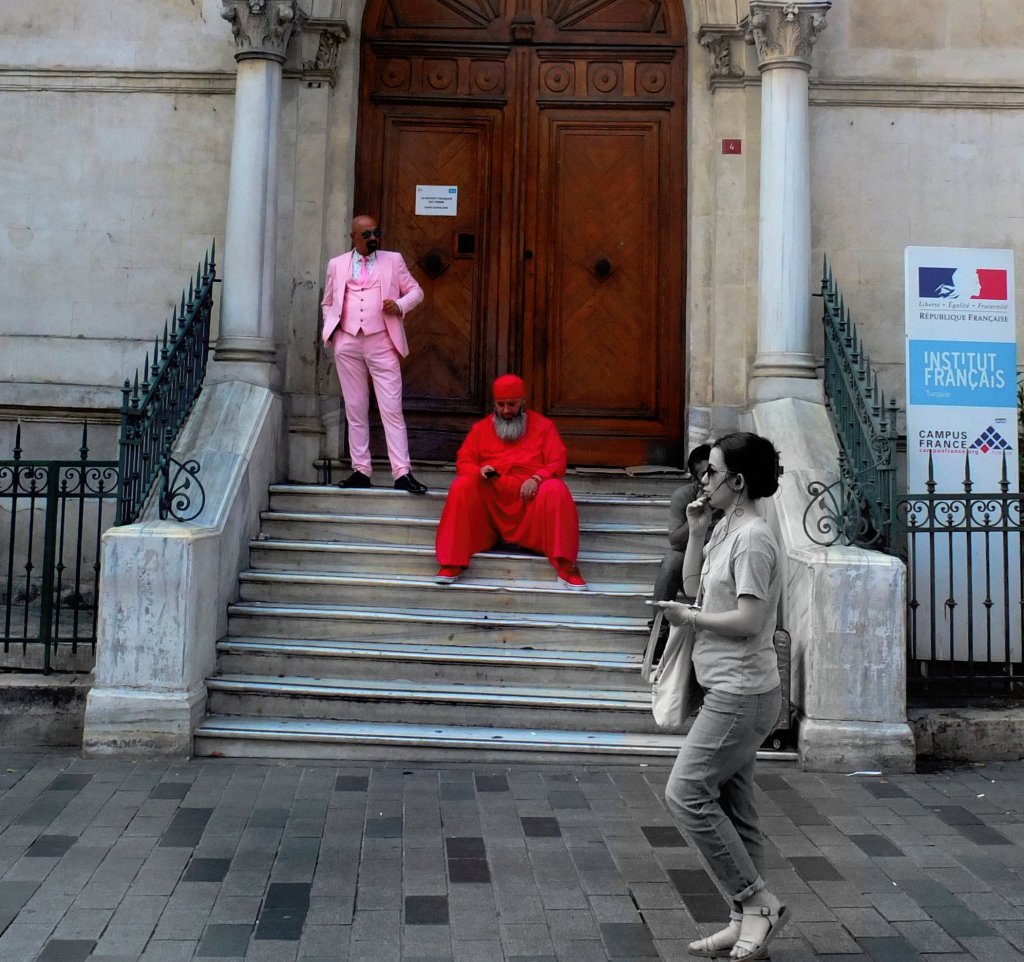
[35,938,96,961]
[139,939,201,960]
[475,775,509,793]
[501,921,555,955]
[795,920,861,954]
[833,906,897,937]
[894,918,964,953]
[789,855,845,881]
[932,904,997,938]
[639,825,685,848]
[406,895,449,925]
[25,836,78,859]
[598,920,658,957]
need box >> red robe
[435,412,580,567]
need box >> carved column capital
[745,1,831,72]
[221,0,301,64]
[697,25,745,86]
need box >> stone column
[747,1,830,403]
[213,0,301,389]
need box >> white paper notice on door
[415,185,458,216]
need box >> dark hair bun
[714,432,780,501]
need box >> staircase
[193,467,794,763]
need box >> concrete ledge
[752,396,915,774]
[0,674,92,747]
[910,706,1024,763]
[84,380,284,757]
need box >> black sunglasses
[358,228,382,239]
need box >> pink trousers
[332,330,410,479]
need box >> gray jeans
[664,686,782,903]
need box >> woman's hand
[685,495,712,528]
[655,600,688,627]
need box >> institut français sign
[904,246,1020,663]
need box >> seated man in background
[434,374,586,590]
[651,443,712,606]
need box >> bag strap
[641,609,664,682]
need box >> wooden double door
[355,0,687,465]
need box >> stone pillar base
[749,375,824,404]
[207,358,282,392]
[83,685,207,758]
[799,718,916,774]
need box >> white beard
[492,410,527,443]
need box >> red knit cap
[492,374,525,400]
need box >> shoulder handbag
[640,608,703,732]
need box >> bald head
[350,215,380,255]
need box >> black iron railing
[803,260,900,551]
[1,423,118,673]
[897,452,1023,695]
[116,244,215,525]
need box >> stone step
[258,511,665,553]
[205,673,657,733]
[268,484,672,525]
[236,570,650,619]
[193,715,799,765]
[215,636,640,688]
[226,601,648,650]
[247,540,661,582]
[314,463,689,497]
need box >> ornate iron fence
[1,424,118,673]
[897,452,1023,695]
[804,265,1023,696]
[116,244,215,525]
[804,260,900,551]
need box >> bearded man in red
[435,374,586,589]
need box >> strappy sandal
[730,899,789,962]
[687,911,742,958]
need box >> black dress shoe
[339,470,372,489]
[394,472,428,495]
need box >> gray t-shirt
[691,517,782,695]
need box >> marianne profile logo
[969,425,1012,454]
[918,266,1008,301]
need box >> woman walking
[657,432,786,961]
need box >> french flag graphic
[973,268,1008,300]
[918,266,1008,300]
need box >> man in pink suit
[321,214,427,494]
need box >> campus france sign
[904,246,1019,662]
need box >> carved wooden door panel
[523,62,684,464]
[373,110,509,459]
[356,0,686,464]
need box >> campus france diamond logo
[918,267,1008,300]
[969,426,1012,453]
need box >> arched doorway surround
[355,0,687,464]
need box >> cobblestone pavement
[2,751,1024,961]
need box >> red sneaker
[435,565,464,585]
[555,560,587,590]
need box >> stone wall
[809,0,1024,407]
[0,0,1020,458]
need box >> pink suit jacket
[320,249,424,357]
